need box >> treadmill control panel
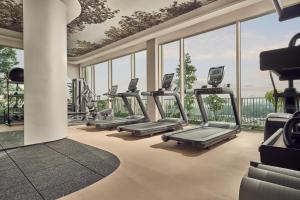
[162,73,174,90]
[110,85,118,95]
[128,78,139,92]
[196,87,224,94]
[208,66,225,87]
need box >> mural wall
[0,0,217,57]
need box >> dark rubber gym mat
[46,139,120,176]
[0,138,119,200]
[0,152,43,200]
[0,131,24,149]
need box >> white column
[23,0,70,145]
[236,21,242,119]
[146,39,160,121]
[179,38,185,107]
[108,60,112,108]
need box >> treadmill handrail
[194,86,241,126]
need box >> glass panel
[112,55,131,117]
[134,50,147,115]
[95,62,109,110]
[241,13,300,128]
[184,25,236,123]
[161,41,181,119]
[0,47,24,149]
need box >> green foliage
[0,47,19,114]
[265,90,284,111]
[174,53,197,116]
[97,100,108,111]
[204,94,226,121]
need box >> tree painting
[68,0,119,34]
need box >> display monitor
[128,78,139,92]
[162,73,174,90]
[207,66,225,87]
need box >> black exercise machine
[89,78,150,130]
[162,66,240,148]
[117,73,188,136]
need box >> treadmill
[117,73,188,136]
[88,78,150,130]
[162,66,241,148]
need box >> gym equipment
[117,73,188,136]
[259,33,300,170]
[272,0,300,21]
[4,67,24,126]
[162,66,240,148]
[258,19,300,170]
[239,163,300,200]
[68,78,114,126]
[89,78,150,130]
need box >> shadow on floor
[106,132,150,141]
[77,126,113,132]
[151,136,237,157]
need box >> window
[134,50,147,92]
[112,55,131,117]
[241,13,300,127]
[161,40,180,89]
[184,25,236,122]
[95,62,108,97]
[161,41,181,118]
[112,55,131,92]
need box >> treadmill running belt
[169,127,234,142]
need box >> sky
[15,12,300,98]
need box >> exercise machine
[4,67,24,126]
[162,66,240,148]
[117,73,188,136]
[240,1,300,198]
[68,78,114,126]
[88,78,150,130]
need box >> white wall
[68,63,80,79]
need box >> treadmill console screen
[162,73,174,90]
[207,66,225,87]
[128,78,139,92]
[111,85,118,95]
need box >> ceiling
[0,0,218,57]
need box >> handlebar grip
[141,92,151,96]
[289,32,300,47]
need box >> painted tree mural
[69,0,217,57]
[0,0,217,57]
[0,0,23,32]
[67,0,119,34]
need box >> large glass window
[94,62,109,110]
[134,50,147,115]
[241,13,300,127]
[161,40,180,88]
[184,25,236,123]
[0,47,24,140]
[161,41,181,118]
[112,55,131,117]
[112,55,131,92]
[134,50,147,92]
[95,62,108,97]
